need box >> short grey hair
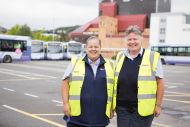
[125,25,142,36]
[86,36,101,46]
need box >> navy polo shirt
[64,55,109,126]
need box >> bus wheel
[161,58,166,65]
[3,55,12,63]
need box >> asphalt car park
[0,61,190,127]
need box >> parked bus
[151,46,190,64]
[0,34,31,63]
[63,41,83,60]
[46,41,63,60]
[31,40,46,60]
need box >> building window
[160,28,165,34]
[160,19,166,23]
[159,39,165,43]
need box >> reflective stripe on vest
[69,57,114,118]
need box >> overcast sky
[0,0,99,30]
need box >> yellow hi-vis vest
[113,49,160,116]
[69,56,115,118]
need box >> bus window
[14,42,21,49]
[159,47,167,55]
[1,40,14,51]
[166,47,173,56]
[178,47,186,56]
[173,47,178,56]
[187,48,190,56]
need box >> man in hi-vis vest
[61,36,114,127]
[113,25,165,127]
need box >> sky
[0,0,99,30]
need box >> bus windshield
[32,44,43,53]
[48,44,62,54]
[68,43,82,54]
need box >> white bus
[63,41,83,60]
[0,34,31,63]
[31,40,45,60]
[46,41,63,60]
[151,46,190,65]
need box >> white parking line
[0,78,54,82]
[165,91,190,95]
[165,82,184,85]
[0,68,57,79]
[165,94,190,97]
[33,113,64,116]
[3,88,15,92]
[56,104,63,106]
[2,63,64,72]
[166,86,177,89]
[2,105,66,127]
[52,100,63,104]
[164,98,190,104]
[24,93,39,98]
[0,71,34,79]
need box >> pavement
[0,61,190,127]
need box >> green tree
[59,31,70,42]
[32,30,54,42]
[18,24,32,36]
[8,24,32,36]
[8,24,21,35]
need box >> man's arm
[61,78,71,116]
[154,77,165,117]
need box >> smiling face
[125,32,142,53]
[86,37,101,62]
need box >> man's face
[125,32,142,52]
[86,39,101,61]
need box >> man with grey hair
[112,25,165,127]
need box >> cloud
[0,0,99,30]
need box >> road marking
[164,98,190,104]
[152,122,171,127]
[2,105,66,127]
[165,94,190,97]
[0,71,34,79]
[52,100,63,104]
[0,68,57,79]
[167,85,177,89]
[24,93,39,98]
[165,82,184,85]
[0,77,56,82]
[56,104,63,106]
[33,113,64,116]
[165,91,190,95]
[3,88,15,92]
[163,70,185,73]
[2,63,64,72]
[184,81,190,83]
[31,62,68,68]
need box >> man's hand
[63,103,71,116]
[154,105,161,117]
[110,109,115,119]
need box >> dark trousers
[67,122,105,127]
[116,106,154,127]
